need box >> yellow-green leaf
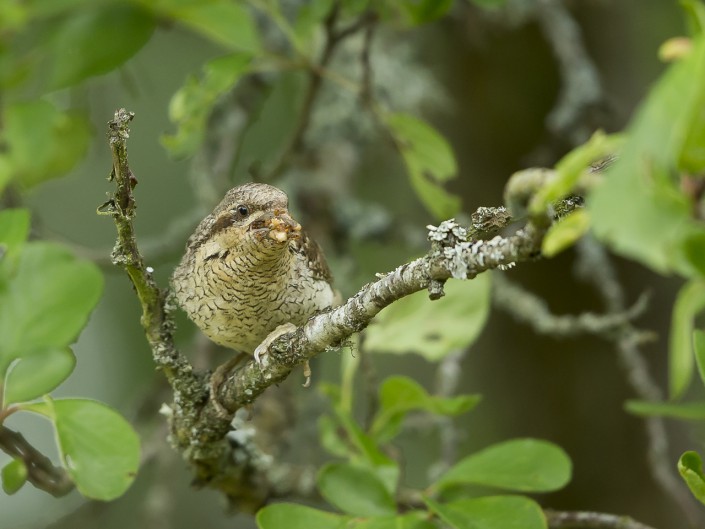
[542,209,590,257]
[385,112,461,220]
[678,451,705,505]
[669,280,705,399]
[1,458,27,495]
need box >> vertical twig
[102,109,199,395]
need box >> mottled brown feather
[291,230,334,284]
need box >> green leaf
[294,0,335,47]
[22,398,140,500]
[669,280,705,399]
[318,463,397,516]
[21,0,106,18]
[352,512,437,529]
[230,71,307,179]
[371,376,480,442]
[365,275,491,361]
[678,451,705,505]
[3,348,76,405]
[318,415,350,458]
[530,132,624,217]
[624,399,705,420]
[694,329,705,388]
[0,157,12,193]
[48,4,155,90]
[163,53,251,158]
[589,36,705,275]
[0,208,30,276]
[396,0,454,25]
[425,495,546,529]
[0,1,27,32]
[435,438,572,493]
[385,112,461,220]
[682,231,705,277]
[467,0,507,8]
[159,0,260,53]
[542,209,590,258]
[257,503,350,529]
[1,458,28,495]
[0,208,30,254]
[321,384,400,495]
[681,0,705,36]
[2,100,92,188]
[0,242,103,364]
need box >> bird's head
[195,183,302,260]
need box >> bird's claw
[254,345,265,366]
[302,360,312,388]
[253,323,297,368]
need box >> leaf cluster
[257,375,571,529]
[0,209,139,499]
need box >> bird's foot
[254,323,312,387]
[254,323,297,366]
[209,352,248,419]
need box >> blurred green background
[1,1,699,528]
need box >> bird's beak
[249,209,301,243]
[268,209,302,243]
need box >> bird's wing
[291,229,334,284]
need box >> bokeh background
[1,1,701,528]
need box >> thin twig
[545,509,658,529]
[0,426,73,497]
[492,272,650,338]
[102,109,199,395]
[264,5,377,180]
[535,0,603,143]
[431,349,466,478]
[357,333,381,430]
[358,13,377,108]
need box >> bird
[171,183,340,386]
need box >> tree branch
[492,273,650,338]
[101,108,579,508]
[534,0,603,144]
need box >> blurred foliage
[258,374,570,529]
[679,451,705,506]
[0,209,140,499]
[1,0,705,527]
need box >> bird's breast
[174,247,335,354]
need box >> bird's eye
[234,204,249,218]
